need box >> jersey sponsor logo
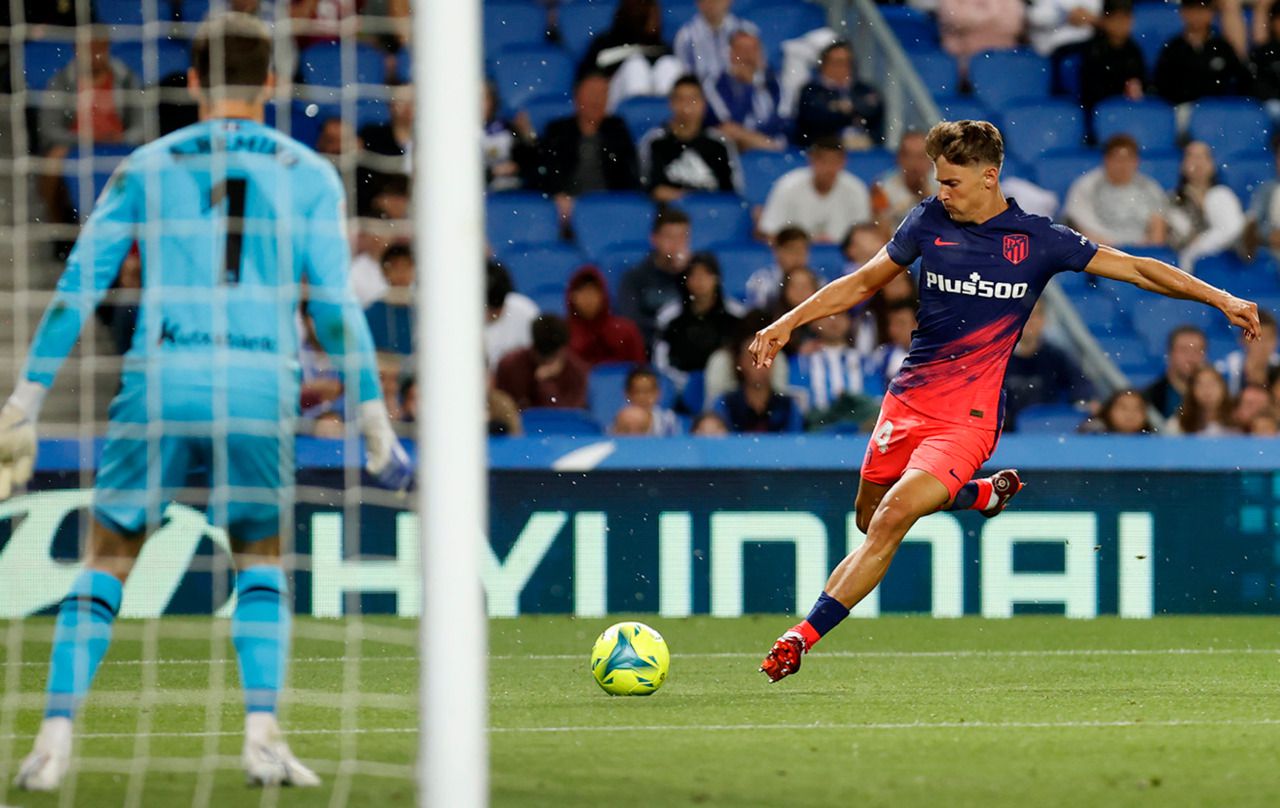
[924,270,1029,299]
[933,236,960,246]
[1003,234,1029,265]
[157,318,278,353]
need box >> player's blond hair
[925,120,1004,169]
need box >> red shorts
[861,393,1000,499]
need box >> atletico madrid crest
[1003,234,1029,265]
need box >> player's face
[933,157,997,223]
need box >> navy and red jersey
[884,196,1098,428]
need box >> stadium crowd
[7,0,1280,438]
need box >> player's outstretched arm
[1083,244,1261,342]
[749,246,908,368]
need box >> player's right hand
[748,320,793,368]
[0,399,37,500]
[1221,295,1261,342]
[359,400,412,492]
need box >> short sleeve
[1047,222,1098,274]
[885,201,927,266]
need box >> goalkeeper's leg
[15,522,145,791]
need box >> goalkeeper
[4,12,411,791]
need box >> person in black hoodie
[1154,0,1252,106]
[1079,0,1148,111]
[653,252,743,381]
[639,75,740,202]
[793,41,883,149]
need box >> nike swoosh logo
[948,468,961,481]
[934,237,960,246]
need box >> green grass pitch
[2,615,1279,806]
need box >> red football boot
[759,631,806,683]
[980,469,1024,518]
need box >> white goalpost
[413,0,489,805]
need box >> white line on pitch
[490,717,1280,734]
[0,726,418,741]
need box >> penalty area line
[491,717,1280,734]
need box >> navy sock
[793,591,850,650]
[947,479,995,511]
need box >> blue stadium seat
[1188,98,1271,160]
[63,144,133,220]
[1132,2,1182,69]
[810,244,845,278]
[908,50,960,98]
[177,0,210,22]
[365,302,414,355]
[677,369,706,414]
[571,192,655,257]
[23,40,75,91]
[298,42,387,87]
[1130,296,1224,356]
[739,149,806,206]
[1014,403,1084,435]
[588,361,638,428]
[595,241,652,284]
[94,0,173,25]
[714,242,773,301]
[935,96,991,124]
[1206,333,1239,363]
[527,285,566,315]
[523,96,575,136]
[845,149,897,188]
[1138,148,1181,190]
[485,3,548,56]
[880,6,939,50]
[111,38,192,84]
[1033,149,1100,202]
[559,2,616,60]
[1092,98,1177,152]
[743,3,828,67]
[677,194,752,250]
[499,244,587,297]
[1073,295,1125,334]
[1096,334,1156,374]
[1001,101,1086,163]
[289,98,389,147]
[969,50,1050,108]
[1055,48,1084,99]
[491,47,575,110]
[1219,156,1274,206]
[522,408,604,436]
[616,96,671,142]
[1194,253,1280,298]
[487,192,561,252]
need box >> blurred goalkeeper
[6,13,411,791]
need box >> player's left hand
[359,400,413,492]
[1222,295,1261,342]
[0,399,37,500]
[749,319,793,368]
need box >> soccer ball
[590,621,670,696]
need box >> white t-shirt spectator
[484,292,540,370]
[758,167,871,242]
[1064,167,1166,247]
[1165,185,1246,273]
[350,252,390,309]
[1026,0,1102,57]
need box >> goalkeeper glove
[0,381,46,500]
[360,399,412,491]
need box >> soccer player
[0,13,412,788]
[752,120,1259,682]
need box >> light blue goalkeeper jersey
[24,117,380,421]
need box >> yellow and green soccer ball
[590,621,670,696]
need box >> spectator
[1079,0,1148,110]
[771,266,821,326]
[314,117,351,158]
[703,310,790,409]
[654,253,744,381]
[485,259,540,371]
[494,314,590,410]
[1232,383,1274,431]
[1165,141,1246,272]
[792,311,880,431]
[1247,135,1280,259]
[488,382,525,436]
[38,32,144,224]
[1252,3,1280,109]
[746,226,811,310]
[793,41,884,149]
[758,138,872,243]
[377,353,404,422]
[674,0,760,83]
[482,80,537,192]
[1154,0,1251,107]
[538,70,641,223]
[1165,365,1238,435]
[612,404,656,435]
[1215,309,1280,395]
[713,342,803,433]
[841,222,886,275]
[691,411,731,435]
[399,375,418,423]
[364,244,415,354]
[617,366,680,435]
[1080,388,1158,434]
[565,266,647,367]
[350,184,410,309]
[618,207,694,350]
[867,299,916,389]
[703,30,787,153]
[1144,324,1207,419]
[1249,409,1280,435]
[937,0,1026,73]
[871,131,937,230]
[1002,172,1061,220]
[639,76,742,201]
[580,0,683,111]
[1003,302,1094,430]
[312,411,345,439]
[1027,0,1101,59]
[359,79,413,213]
[1063,134,1166,247]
